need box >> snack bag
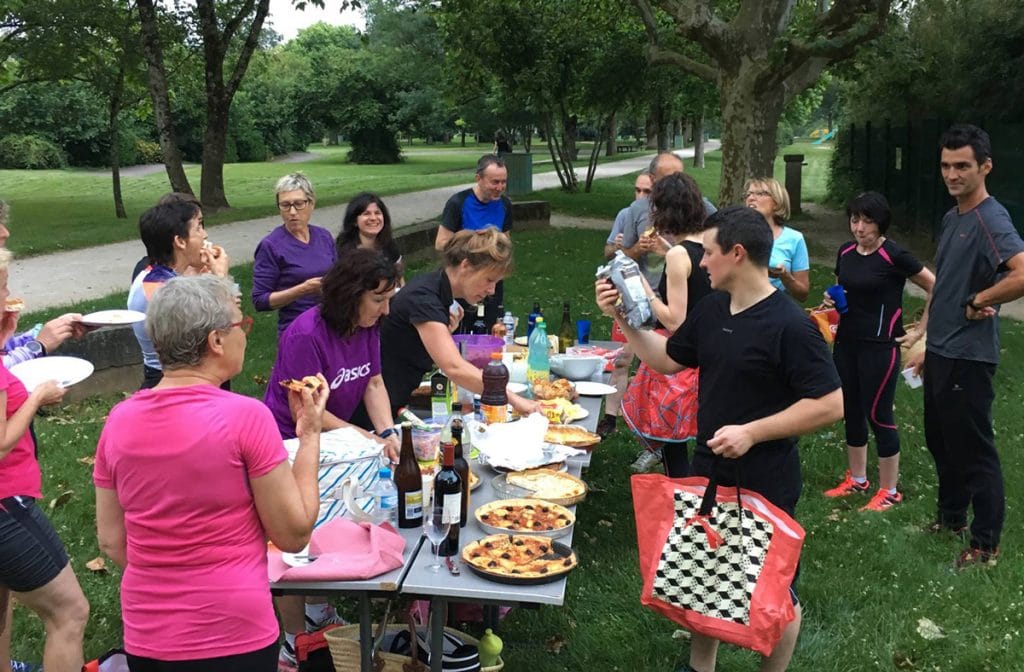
[596,251,655,330]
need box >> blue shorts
[0,496,70,592]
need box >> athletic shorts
[0,496,70,592]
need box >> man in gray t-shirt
[907,124,1024,569]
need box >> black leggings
[126,642,277,672]
[662,441,691,478]
[832,338,900,457]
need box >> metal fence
[837,120,1024,237]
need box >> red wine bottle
[434,438,463,556]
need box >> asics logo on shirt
[331,363,372,388]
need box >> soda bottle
[526,316,551,386]
[434,438,463,556]
[527,301,542,337]
[450,418,470,528]
[558,301,574,353]
[395,423,424,529]
[480,352,509,424]
[373,467,398,526]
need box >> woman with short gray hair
[95,274,329,671]
[252,172,337,334]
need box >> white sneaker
[630,448,663,473]
[278,640,297,672]
[305,605,347,631]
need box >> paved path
[13,142,719,310]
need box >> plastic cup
[411,416,444,461]
[576,319,591,344]
[826,284,848,314]
[901,367,923,389]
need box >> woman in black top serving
[823,191,934,511]
[378,228,537,416]
[622,172,712,477]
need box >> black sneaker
[596,414,617,439]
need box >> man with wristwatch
[905,124,1024,570]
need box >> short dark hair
[138,201,201,266]
[651,173,706,236]
[336,192,399,263]
[846,191,892,234]
[939,124,992,164]
[475,154,506,176]
[707,206,773,268]
[157,192,203,210]
[320,248,399,337]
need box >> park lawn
[11,228,1024,671]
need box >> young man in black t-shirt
[597,206,842,672]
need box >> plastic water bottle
[502,311,516,347]
[526,316,551,386]
[374,467,398,525]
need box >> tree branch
[631,0,660,45]
[226,0,271,98]
[222,0,258,46]
[648,45,718,82]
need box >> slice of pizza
[4,297,25,313]
[544,424,601,448]
[278,375,324,393]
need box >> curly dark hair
[336,193,400,264]
[651,172,706,236]
[320,248,399,337]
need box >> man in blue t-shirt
[906,124,1024,570]
[436,154,513,332]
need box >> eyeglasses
[229,316,254,335]
[743,190,771,199]
[278,199,311,212]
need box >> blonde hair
[442,228,513,274]
[0,248,12,272]
[745,177,790,222]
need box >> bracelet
[377,427,398,440]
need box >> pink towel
[268,518,406,582]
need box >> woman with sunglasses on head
[744,177,810,302]
[252,173,337,334]
[336,192,405,286]
[96,275,329,672]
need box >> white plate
[506,382,527,395]
[569,407,589,421]
[80,309,146,326]
[281,551,316,567]
[573,381,617,396]
[514,336,529,347]
[10,356,94,391]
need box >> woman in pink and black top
[0,248,89,671]
[823,192,934,512]
[95,275,328,672]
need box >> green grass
[774,140,833,205]
[12,228,1024,670]
[0,141,645,259]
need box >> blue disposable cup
[576,319,591,344]
[826,284,848,314]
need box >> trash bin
[502,152,533,196]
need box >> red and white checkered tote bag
[631,473,804,656]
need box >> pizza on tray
[462,533,577,580]
[544,424,601,448]
[476,498,574,533]
[532,378,575,400]
[505,468,587,503]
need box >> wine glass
[423,496,450,573]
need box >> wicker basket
[325,622,504,672]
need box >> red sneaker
[860,489,902,512]
[824,471,870,498]
[954,547,999,570]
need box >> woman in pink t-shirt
[0,247,89,671]
[94,275,328,671]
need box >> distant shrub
[134,139,163,165]
[0,134,68,169]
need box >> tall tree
[633,0,892,203]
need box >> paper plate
[506,382,527,395]
[281,550,316,567]
[573,381,617,396]
[10,356,94,391]
[80,309,146,326]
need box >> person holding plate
[95,275,328,672]
[0,247,89,672]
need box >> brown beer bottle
[395,423,424,528]
[451,418,470,528]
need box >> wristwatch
[377,427,398,440]
[965,293,983,311]
[25,339,45,358]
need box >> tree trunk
[201,93,231,211]
[585,114,612,192]
[604,114,616,157]
[692,111,705,169]
[136,0,193,195]
[717,73,785,205]
[108,67,127,219]
[560,109,577,163]
[658,122,670,152]
[644,111,659,149]
[684,118,693,146]
[460,128,466,146]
